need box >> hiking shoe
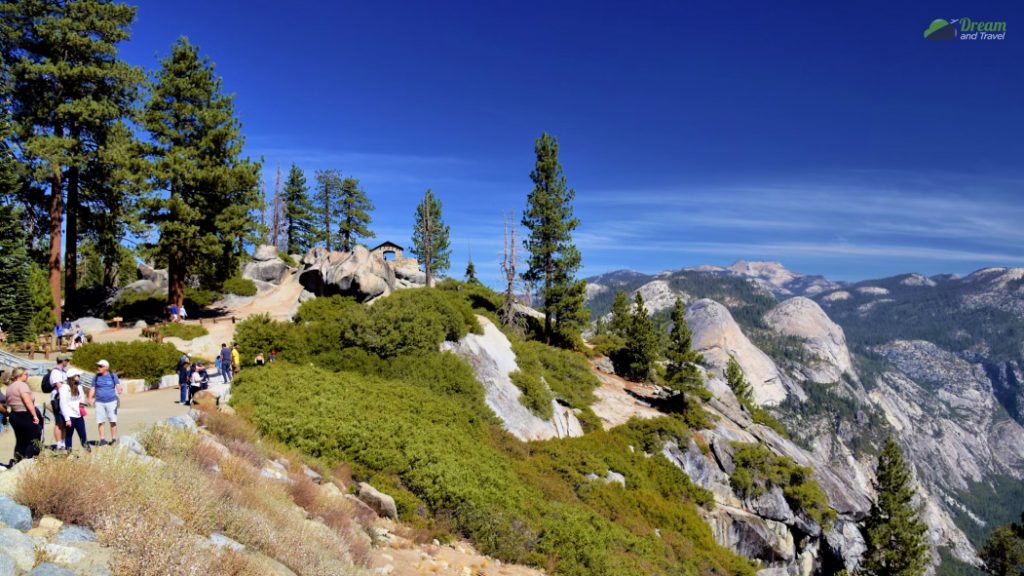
[110,438,118,445]
[98,440,108,447]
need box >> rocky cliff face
[298,246,424,302]
[687,299,801,406]
[764,297,853,384]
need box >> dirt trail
[589,360,664,429]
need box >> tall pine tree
[666,298,704,392]
[410,188,450,287]
[521,132,587,346]
[726,356,752,405]
[2,0,143,319]
[142,37,260,307]
[861,437,930,576]
[609,290,632,338]
[314,168,342,251]
[337,176,373,252]
[979,514,1024,576]
[0,202,33,341]
[283,164,315,255]
[618,292,659,381]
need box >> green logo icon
[924,18,956,40]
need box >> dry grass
[16,412,372,576]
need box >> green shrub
[157,323,209,341]
[72,340,182,383]
[509,369,555,418]
[511,340,599,411]
[278,250,298,268]
[231,363,754,576]
[234,314,298,361]
[750,406,789,438]
[729,442,835,529]
[222,276,257,297]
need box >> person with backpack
[44,356,70,447]
[91,360,123,446]
[59,369,90,453]
[231,343,240,377]
[219,343,232,383]
[4,367,41,462]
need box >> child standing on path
[59,369,90,452]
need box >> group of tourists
[168,303,188,322]
[53,319,87,350]
[0,355,123,466]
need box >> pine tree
[861,437,930,576]
[0,202,34,341]
[621,292,659,381]
[142,37,260,307]
[465,259,480,284]
[337,176,374,252]
[726,356,752,405]
[609,290,631,338]
[2,0,143,320]
[666,298,705,392]
[979,514,1024,576]
[410,188,451,287]
[283,164,315,255]
[521,132,588,346]
[314,169,342,251]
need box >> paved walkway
[0,369,232,462]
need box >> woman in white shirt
[59,369,90,452]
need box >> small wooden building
[369,241,404,262]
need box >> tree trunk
[168,252,185,308]
[424,202,433,288]
[48,166,64,325]
[64,160,80,316]
[544,258,553,344]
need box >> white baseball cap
[96,359,110,368]
[67,368,84,378]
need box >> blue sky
[120,1,1024,285]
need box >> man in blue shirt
[219,343,233,383]
[91,360,123,446]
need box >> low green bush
[72,340,182,383]
[511,340,599,410]
[184,287,220,309]
[729,442,835,529]
[231,362,753,576]
[222,276,257,297]
[277,250,299,268]
[157,323,209,341]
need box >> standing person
[231,343,240,377]
[179,304,187,320]
[177,360,191,404]
[91,360,123,446]
[188,362,208,404]
[169,303,179,322]
[219,343,232,383]
[4,367,42,462]
[268,349,277,363]
[47,356,70,447]
[59,369,90,453]
[214,353,222,377]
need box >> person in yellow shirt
[231,343,240,376]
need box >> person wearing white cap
[59,369,90,452]
[91,360,123,446]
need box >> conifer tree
[411,188,450,287]
[726,356,752,405]
[314,169,342,251]
[620,292,659,381]
[0,202,33,341]
[142,37,260,307]
[2,0,143,319]
[337,176,374,252]
[521,132,587,346]
[465,259,480,285]
[283,164,315,255]
[666,298,704,392]
[609,290,632,338]
[861,437,930,576]
[979,514,1024,576]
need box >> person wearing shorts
[91,360,123,446]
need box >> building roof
[370,241,404,252]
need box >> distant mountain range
[585,260,1024,575]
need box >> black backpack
[40,371,54,394]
